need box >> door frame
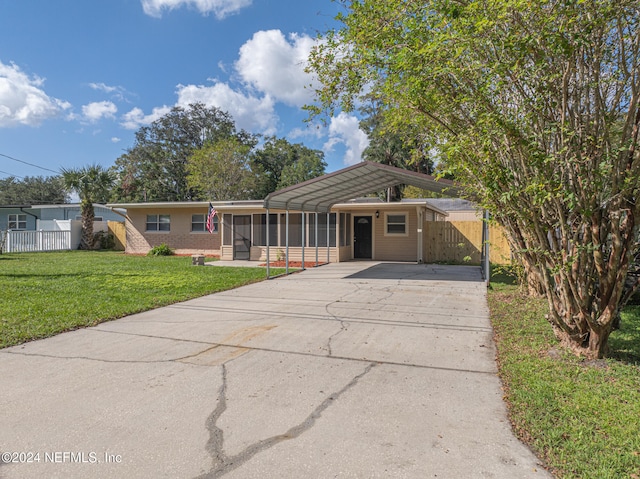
[232,215,251,260]
[353,215,373,259]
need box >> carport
[263,161,491,281]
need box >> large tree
[251,137,327,199]
[0,176,67,205]
[61,165,115,249]
[186,138,255,201]
[359,97,434,200]
[308,0,640,358]
[112,103,255,202]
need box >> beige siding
[125,208,221,255]
[250,246,336,263]
[373,209,419,262]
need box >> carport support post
[483,210,490,284]
[301,212,305,270]
[266,208,270,279]
[315,213,319,267]
[326,212,330,264]
[286,210,290,275]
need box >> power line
[0,169,25,179]
[0,152,59,174]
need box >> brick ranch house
[108,198,510,264]
[107,162,510,265]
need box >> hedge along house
[110,162,494,279]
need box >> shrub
[147,243,174,256]
[94,231,115,250]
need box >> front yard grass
[0,251,286,349]
[489,272,640,479]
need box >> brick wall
[125,208,221,255]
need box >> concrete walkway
[0,262,551,478]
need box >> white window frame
[191,213,218,233]
[384,212,408,237]
[146,214,170,232]
[8,214,27,230]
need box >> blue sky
[0,0,369,181]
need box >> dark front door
[233,215,251,260]
[354,216,372,259]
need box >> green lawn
[0,251,286,349]
[489,273,640,479]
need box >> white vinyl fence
[3,230,72,253]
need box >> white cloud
[89,82,118,94]
[111,137,121,143]
[88,82,131,102]
[236,30,318,107]
[0,61,71,127]
[176,81,277,135]
[141,0,251,19]
[323,113,369,166]
[82,101,117,123]
[121,105,172,130]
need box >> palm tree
[61,164,115,250]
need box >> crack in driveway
[196,362,377,478]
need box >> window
[386,213,407,235]
[339,213,351,247]
[8,214,27,230]
[222,214,232,245]
[253,214,277,246]
[309,213,337,247]
[191,214,218,233]
[280,213,303,247]
[146,214,170,232]
[75,215,103,221]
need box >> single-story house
[107,162,510,269]
[106,198,478,262]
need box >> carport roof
[264,161,459,213]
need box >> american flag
[206,203,217,233]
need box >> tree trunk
[523,260,546,297]
[79,202,95,250]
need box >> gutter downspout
[20,207,39,222]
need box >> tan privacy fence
[108,221,126,251]
[423,221,511,265]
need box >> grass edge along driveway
[489,273,640,479]
[0,251,286,349]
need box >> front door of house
[233,215,251,260]
[353,216,372,259]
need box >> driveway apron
[0,262,551,478]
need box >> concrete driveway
[0,262,550,478]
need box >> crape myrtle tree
[307,0,640,358]
[61,164,115,249]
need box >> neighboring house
[0,204,124,231]
[0,204,126,253]
[424,198,480,221]
[108,198,508,264]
